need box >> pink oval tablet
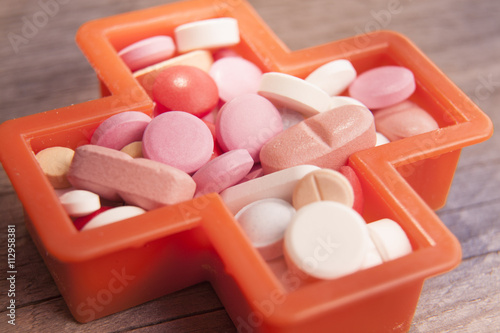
[209,57,262,102]
[373,100,439,141]
[259,105,376,173]
[118,36,176,72]
[142,111,213,173]
[192,149,254,197]
[216,94,283,162]
[91,111,152,150]
[348,66,416,109]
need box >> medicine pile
[35,17,440,282]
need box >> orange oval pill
[35,146,75,189]
[292,169,354,210]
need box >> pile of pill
[34,17,432,281]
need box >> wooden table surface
[1,0,499,332]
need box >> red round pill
[152,65,219,118]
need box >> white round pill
[82,206,146,231]
[375,132,390,146]
[329,95,367,110]
[58,189,101,217]
[284,201,370,280]
[235,198,296,261]
[305,59,357,96]
[367,218,412,261]
[258,72,331,118]
[175,18,240,53]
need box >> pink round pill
[348,66,416,109]
[142,111,214,173]
[209,57,263,103]
[192,149,254,197]
[216,94,283,162]
[118,36,176,72]
[91,111,152,150]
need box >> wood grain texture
[0,0,499,332]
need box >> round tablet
[235,198,296,260]
[35,146,75,189]
[59,189,101,217]
[120,141,143,158]
[81,206,146,231]
[258,72,331,118]
[91,111,152,150]
[118,35,176,72]
[284,201,370,280]
[305,59,357,96]
[216,93,283,161]
[175,18,240,53]
[209,57,262,103]
[152,65,219,118]
[348,66,416,109]
[142,111,214,173]
[192,149,254,197]
[367,218,412,261]
[292,169,354,210]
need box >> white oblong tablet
[175,18,240,53]
[375,132,390,146]
[305,59,357,96]
[367,218,412,261]
[220,164,320,214]
[329,96,366,110]
[235,198,296,260]
[81,206,146,231]
[284,201,370,280]
[258,72,331,118]
[59,190,101,217]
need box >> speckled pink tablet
[118,36,176,72]
[91,111,151,150]
[260,105,376,173]
[209,57,263,103]
[373,100,439,141]
[348,66,416,109]
[216,94,283,162]
[67,145,196,210]
[192,149,254,197]
[142,111,213,173]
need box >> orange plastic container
[0,0,493,331]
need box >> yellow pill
[120,141,143,158]
[35,146,75,189]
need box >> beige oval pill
[120,141,143,158]
[35,146,75,189]
[293,169,354,210]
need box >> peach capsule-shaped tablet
[373,100,439,141]
[292,169,354,210]
[35,146,75,189]
[118,35,176,72]
[209,57,263,103]
[192,149,254,197]
[259,104,376,174]
[67,145,196,210]
[91,111,151,150]
[284,201,370,280]
[367,218,412,261]
[175,18,240,53]
[348,66,416,109]
[220,165,320,215]
[142,111,214,174]
[235,198,296,260]
[216,93,283,162]
[58,189,101,217]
